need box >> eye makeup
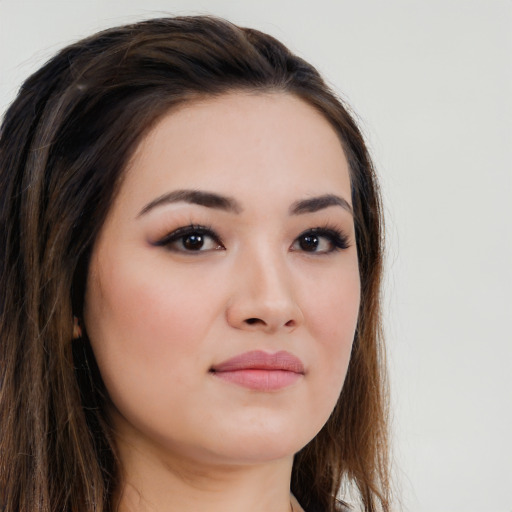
[153,224,223,252]
[292,226,350,254]
[152,221,351,255]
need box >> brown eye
[299,234,320,252]
[182,233,205,250]
[155,225,224,253]
[174,231,223,252]
[291,228,349,254]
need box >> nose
[225,247,304,334]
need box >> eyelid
[291,226,351,253]
[152,223,351,254]
[153,224,224,252]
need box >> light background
[1,1,511,511]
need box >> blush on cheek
[309,278,360,337]
[308,280,359,387]
[99,265,216,367]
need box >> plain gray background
[1,1,511,511]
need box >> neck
[115,440,298,512]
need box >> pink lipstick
[210,350,304,391]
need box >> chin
[199,417,322,466]
[204,439,300,466]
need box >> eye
[291,227,350,254]
[154,225,224,253]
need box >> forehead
[120,91,351,211]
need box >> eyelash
[292,226,350,253]
[154,224,223,252]
[154,224,350,254]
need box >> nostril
[243,318,296,328]
[245,318,264,325]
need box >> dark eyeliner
[297,226,351,251]
[153,224,222,248]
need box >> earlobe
[73,316,83,340]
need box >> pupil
[183,234,204,250]
[300,235,318,251]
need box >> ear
[73,316,83,340]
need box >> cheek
[284,262,360,442]
[303,265,360,388]
[88,255,217,340]
[83,257,220,403]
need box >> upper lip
[211,350,305,374]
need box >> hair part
[0,16,389,512]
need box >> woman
[0,16,390,512]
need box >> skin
[84,92,360,512]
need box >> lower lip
[212,369,302,391]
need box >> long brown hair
[0,16,389,512]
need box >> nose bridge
[248,242,290,301]
[227,236,303,332]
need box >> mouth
[209,350,305,391]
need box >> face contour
[84,92,360,468]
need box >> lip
[210,350,305,391]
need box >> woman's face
[84,92,360,466]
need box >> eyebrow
[138,189,243,217]
[137,189,352,217]
[289,194,353,216]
